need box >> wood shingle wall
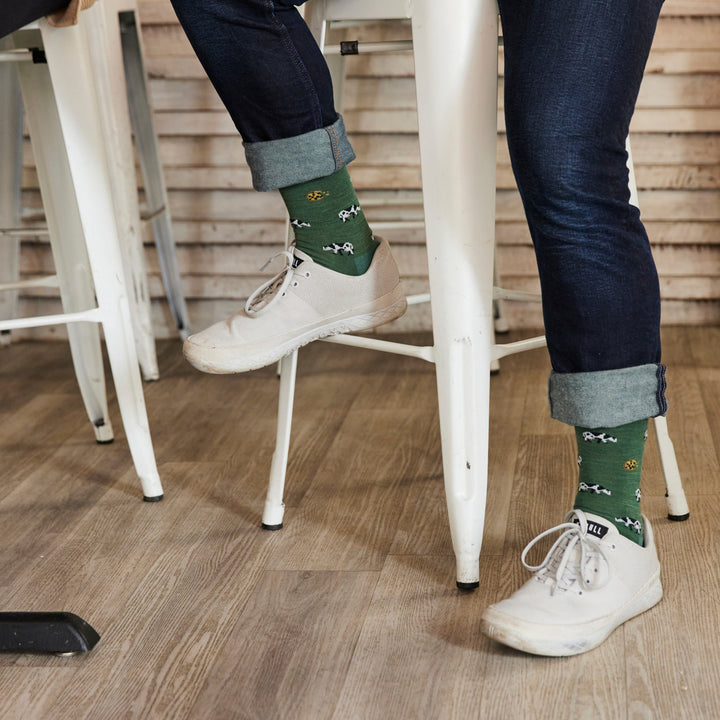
[18,0,720,336]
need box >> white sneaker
[481,509,662,656]
[183,238,407,374]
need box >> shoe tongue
[571,511,614,540]
[291,247,313,267]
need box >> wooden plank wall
[17,0,720,337]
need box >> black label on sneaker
[574,517,609,539]
[292,256,304,269]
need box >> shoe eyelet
[578,591,583,596]
[305,272,311,278]
[292,281,299,287]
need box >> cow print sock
[279,167,379,275]
[573,418,648,545]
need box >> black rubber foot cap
[668,512,690,522]
[95,438,114,445]
[261,522,283,531]
[143,494,164,503]
[456,580,480,591]
[0,612,100,654]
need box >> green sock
[573,419,648,545]
[279,167,379,275]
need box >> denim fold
[549,363,667,428]
[244,116,355,191]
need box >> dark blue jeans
[169,0,335,142]
[0,0,72,38]
[170,0,667,427]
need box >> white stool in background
[0,37,23,347]
[0,0,190,380]
[263,0,688,588]
[106,0,191,349]
[1,7,163,501]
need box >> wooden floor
[1,327,719,719]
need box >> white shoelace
[244,250,309,317]
[520,514,611,595]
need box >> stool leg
[87,3,160,382]
[302,0,330,46]
[627,140,688,521]
[653,415,690,521]
[411,0,499,588]
[490,265,503,375]
[0,49,23,346]
[262,351,299,529]
[16,51,114,444]
[40,12,163,500]
[263,219,298,528]
[493,263,509,335]
[120,10,192,341]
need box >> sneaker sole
[480,572,663,657]
[183,286,407,374]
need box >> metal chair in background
[1,5,164,500]
[0,0,190,380]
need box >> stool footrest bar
[321,333,435,362]
[0,308,102,332]
[492,335,547,360]
[0,50,33,63]
[370,221,425,231]
[0,227,50,238]
[493,287,542,303]
[324,40,414,55]
[0,275,60,292]
[406,292,430,306]
[139,204,167,223]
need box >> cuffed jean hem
[548,363,667,428]
[243,115,355,191]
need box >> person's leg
[0,0,70,38]
[170,0,335,144]
[481,0,666,656]
[169,0,406,372]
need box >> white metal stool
[107,0,191,349]
[1,7,163,501]
[0,0,190,380]
[262,0,689,588]
[0,37,23,347]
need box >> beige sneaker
[481,510,662,656]
[183,238,407,374]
